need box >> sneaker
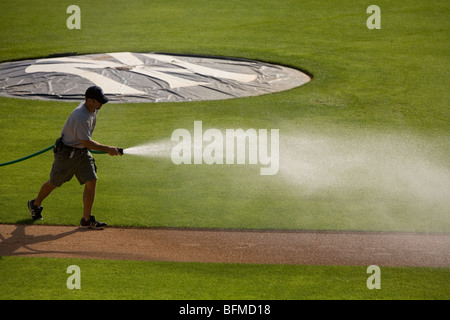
[28,199,43,220]
[80,215,107,230]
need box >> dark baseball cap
[85,86,109,104]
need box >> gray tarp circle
[0,52,310,103]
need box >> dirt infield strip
[0,224,449,267]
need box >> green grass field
[1,257,449,300]
[0,0,449,301]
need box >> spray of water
[123,133,450,211]
[123,140,176,158]
[122,132,449,230]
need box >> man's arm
[81,139,122,156]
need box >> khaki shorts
[49,147,97,187]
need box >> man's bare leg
[82,179,97,221]
[34,180,58,207]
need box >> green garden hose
[0,145,109,167]
[0,145,55,167]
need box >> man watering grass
[28,86,122,229]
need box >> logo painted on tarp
[0,52,310,103]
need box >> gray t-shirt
[61,102,97,148]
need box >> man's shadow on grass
[0,220,90,259]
